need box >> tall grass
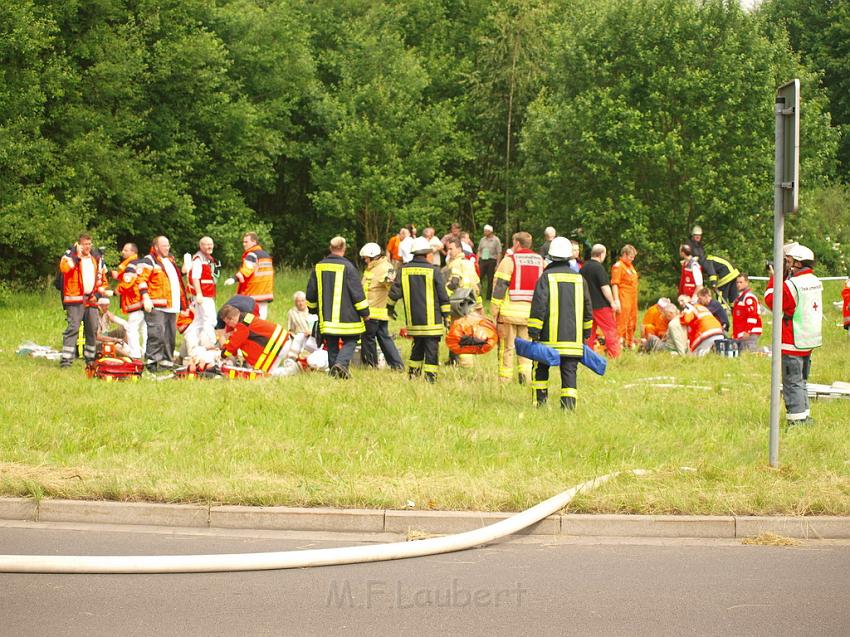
[0,273,847,514]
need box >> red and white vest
[732,289,762,339]
[508,249,545,303]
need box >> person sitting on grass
[95,297,130,358]
[640,301,688,355]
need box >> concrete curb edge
[1,498,848,539]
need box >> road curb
[2,498,849,539]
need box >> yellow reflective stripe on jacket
[354,298,369,311]
[255,325,287,372]
[527,317,543,330]
[370,307,389,320]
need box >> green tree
[758,0,850,180]
[521,0,837,280]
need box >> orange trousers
[617,294,638,347]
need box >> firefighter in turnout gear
[388,236,451,383]
[359,242,404,370]
[705,254,740,310]
[443,237,481,367]
[305,236,370,379]
[491,231,544,383]
[527,237,593,410]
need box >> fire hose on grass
[0,470,649,574]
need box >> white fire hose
[0,470,648,574]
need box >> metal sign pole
[769,96,785,469]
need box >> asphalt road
[1,521,848,636]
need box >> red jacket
[222,313,289,372]
[843,285,850,328]
[731,288,762,339]
[189,252,220,298]
[764,269,822,356]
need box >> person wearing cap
[765,244,823,427]
[305,236,370,379]
[579,243,621,359]
[611,244,639,349]
[492,231,545,382]
[359,242,404,370]
[731,273,762,352]
[477,224,502,300]
[538,226,556,259]
[388,236,451,383]
[528,236,593,411]
[95,296,130,358]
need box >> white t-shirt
[161,258,181,313]
[398,237,414,263]
[80,256,96,294]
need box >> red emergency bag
[86,356,144,381]
[220,362,268,380]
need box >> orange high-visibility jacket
[115,255,144,313]
[642,304,668,338]
[236,245,274,302]
[59,248,106,306]
[137,251,189,310]
[222,313,288,372]
[680,303,723,351]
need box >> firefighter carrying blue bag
[526,237,594,411]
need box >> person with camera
[764,244,823,427]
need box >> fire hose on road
[0,470,649,574]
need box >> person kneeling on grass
[219,304,294,377]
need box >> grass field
[0,269,847,515]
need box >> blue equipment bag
[515,338,561,367]
[580,344,607,376]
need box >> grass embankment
[0,270,847,514]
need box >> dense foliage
[0,0,846,284]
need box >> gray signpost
[769,79,800,468]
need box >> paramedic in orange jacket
[59,233,107,367]
[112,242,146,359]
[137,235,189,370]
[679,299,724,356]
[224,232,274,319]
[219,304,290,375]
[611,244,639,349]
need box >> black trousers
[479,258,497,300]
[61,304,98,365]
[361,319,404,370]
[717,280,736,309]
[326,335,358,370]
[144,309,177,367]
[409,336,440,382]
[532,356,579,410]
